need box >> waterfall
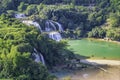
[51,20,64,32]
[22,20,42,32]
[39,53,45,65]
[45,21,57,32]
[33,48,45,65]
[45,21,51,32]
[15,13,63,41]
[49,21,57,31]
[45,20,63,32]
[32,21,42,32]
[49,32,62,41]
[22,20,63,41]
[44,20,64,41]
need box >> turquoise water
[68,39,120,60]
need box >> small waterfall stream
[50,20,64,32]
[22,20,42,32]
[33,48,45,65]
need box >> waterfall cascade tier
[22,20,42,32]
[45,21,57,32]
[49,32,62,41]
[45,20,64,32]
[15,13,64,41]
[50,20,64,32]
[45,20,64,41]
[33,48,45,65]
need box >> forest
[0,0,120,80]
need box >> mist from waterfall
[33,48,45,65]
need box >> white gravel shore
[80,59,120,66]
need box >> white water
[33,48,45,65]
[50,20,64,32]
[45,21,57,31]
[22,20,42,32]
[49,32,62,41]
[45,21,51,31]
[45,20,64,32]
[15,14,63,41]
[49,21,57,31]
[45,20,63,41]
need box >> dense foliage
[0,14,74,79]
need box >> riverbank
[80,59,120,66]
[51,58,120,80]
[87,38,120,44]
[57,38,120,80]
[63,65,120,80]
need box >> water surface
[68,39,120,60]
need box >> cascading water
[45,21,51,31]
[49,21,57,31]
[15,13,63,41]
[45,20,64,41]
[45,20,57,31]
[50,20,64,32]
[15,13,65,66]
[49,32,62,41]
[22,20,42,32]
[33,48,45,65]
[15,13,64,41]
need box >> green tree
[25,5,38,15]
[18,2,28,12]
[107,13,120,27]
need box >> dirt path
[80,59,120,66]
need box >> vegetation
[0,0,120,79]
[0,0,119,40]
[0,14,74,79]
